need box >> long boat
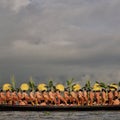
[0,105,120,111]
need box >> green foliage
[99,82,107,89]
[47,80,55,91]
[28,76,36,91]
[66,78,74,92]
[118,82,120,87]
[11,75,16,91]
[83,80,92,91]
[95,81,99,84]
[96,81,108,89]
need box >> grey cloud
[0,0,31,13]
[0,0,120,85]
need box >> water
[0,111,120,120]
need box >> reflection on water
[0,111,120,120]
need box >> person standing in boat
[6,90,12,104]
[70,91,79,105]
[113,89,118,99]
[37,91,47,106]
[0,90,6,104]
[78,89,84,106]
[34,89,44,105]
[17,89,23,101]
[0,90,2,104]
[112,96,120,105]
[29,90,37,105]
[108,90,114,105]
[48,90,57,105]
[18,100,27,105]
[89,90,95,106]
[64,90,71,105]
[11,90,18,105]
[42,90,51,105]
[56,90,67,105]
[95,90,101,105]
[83,89,88,105]
[118,90,120,99]
[101,89,107,105]
[22,90,30,104]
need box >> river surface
[0,111,120,120]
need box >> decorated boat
[0,78,120,111]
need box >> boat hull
[0,105,120,111]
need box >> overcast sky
[0,0,120,86]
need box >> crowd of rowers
[0,89,120,106]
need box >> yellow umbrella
[37,84,47,91]
[55,84,65,92]
[92,83,102,91]
[20,83,29,91]
[72,84,81,91]
[93,83,100,88]
[92,86,102,91]
[109,84,118,91]
[2,83,12,91]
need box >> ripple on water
[0,111,120,120]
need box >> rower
[35,89,44,104]
[108,90,113,105]
[48,90,57,105]
[17,89,23,101]
[0,90,6,104]
[29,90,36,105]
[42,90,50,104]
[64,90,71,104]
[113,89,118,99]
[118,90,120,99]
[6,90,12,104]
[89,90,95,106]
[101,89,107,105]
[78,89,84,106]
[19,100,26,105]
[112,96,120,105]
[70,91,80,105]
[22,90,30,104]
[95,90,101,105]
[83,89,88,105]
[11,90,18,105]
[56,90,67,105]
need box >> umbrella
[72,84,81,91]
[2,83,12,91]
[55,84,65,92]
[20,83,29,91]
[37,84,47,91]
